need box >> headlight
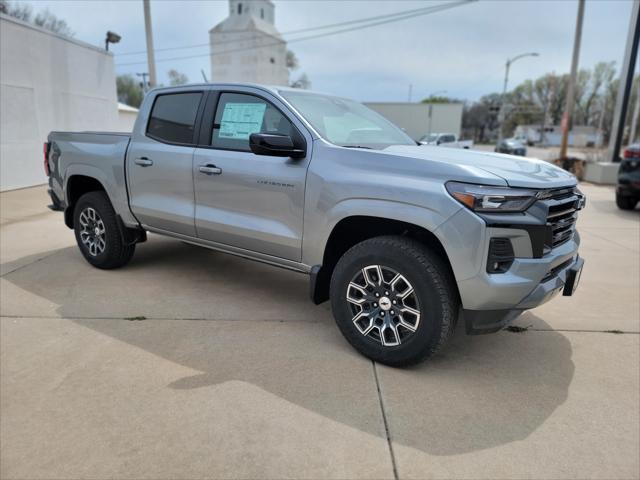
[445,182,537,213]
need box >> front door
[127,91,204,237]
[193,91,310,261]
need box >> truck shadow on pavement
[3,237,575,456]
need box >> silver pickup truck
[45,83,585,366]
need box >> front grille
[540,187,583,251]
[541,258,574,282]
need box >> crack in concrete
[0,251,61,277]
[373,361,399,480]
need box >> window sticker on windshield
[219,103,267,140]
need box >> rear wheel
[73,191,135,269]
[330,236,458,366]
[616,193,638,210]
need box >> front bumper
[434,187,584,334]
[463,254,584,334]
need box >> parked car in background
[45,83,584,366]
[617,144,640,210]
[419,133,473,149]
[495,138,527,156]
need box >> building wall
[0,14,119,191]
[364,102,464,141]
[210,30,288,85]
[117,104,139,132]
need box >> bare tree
[0,0,31,21]
[286,49,310,89]
[167,69,189,86]
[290,73,311,90]
[286,50,299,71]
[1,1,74,37]
[34,9,73,36]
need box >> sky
[27,0,634,102]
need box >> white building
[364,102,464,141]
[117,103,139,132]
[209,0,288,86]
[0,13,119,191]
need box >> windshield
[279,90,415,149]
[420,134,439,143]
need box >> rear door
[127,90,205,236]
[192,89,311,261]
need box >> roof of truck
[146,83,336,98]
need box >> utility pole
[143,0,157,88]
[628,64,640,144]
[608,0,639,162]
[559,0,585,160]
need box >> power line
[116,1,475,67]
[116,2,474,57]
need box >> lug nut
[385,291,389,295]
[392,300,397,304]
[373,303,378,307]
[375,292,380,297]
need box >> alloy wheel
[78,207,106,257]
[346,265,421,346]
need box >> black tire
[73,191,135,269]
[330,236,458,367]
[616,193,638,210]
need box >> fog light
[487,238,514,273]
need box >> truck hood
[385,145,577,189]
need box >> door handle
[199,164,222,175]
[134,157,153,167]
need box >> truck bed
[47,131,133,227]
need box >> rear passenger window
[147,92,203,144]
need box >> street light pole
[497,52,539,145]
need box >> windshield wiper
[341,145,372,149]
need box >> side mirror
[249,133,305,159]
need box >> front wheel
[330,236,458,366]
[73,191,135,269]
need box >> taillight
[623,148,640,159]
[43,142,50,176]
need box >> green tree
[421,95,455,104]
[116,75,144,108]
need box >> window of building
[211,93,293,151]
[238,2,242,14]
[147,92,203,144]
[261,8,264,19]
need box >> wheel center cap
[379,297,392,311]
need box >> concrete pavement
[1,184,639,479]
